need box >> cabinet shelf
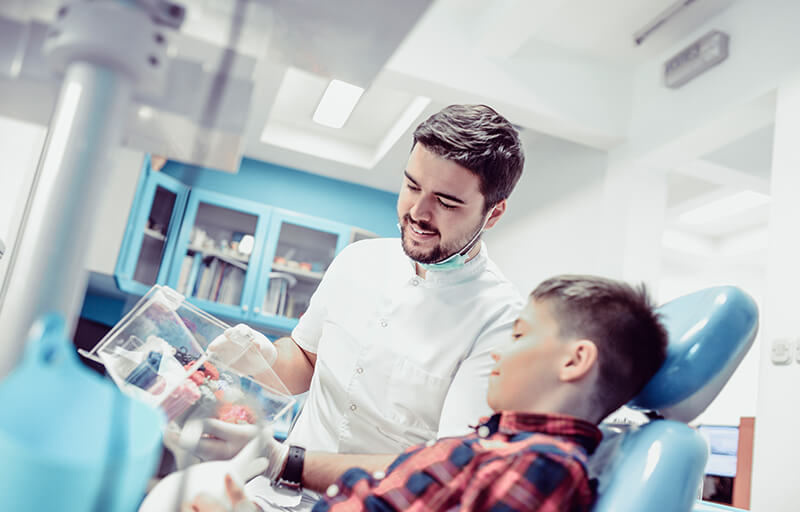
[143,227,166,241]
[271,263,324,281]
[188,244,250,270]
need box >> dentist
[207,104,526,510]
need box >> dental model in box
[84,285,295,446]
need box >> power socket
[771,338,792,365]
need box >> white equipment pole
[0,1,168,378]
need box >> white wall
[0,112,144,311]
[84,148,145,275]
[0,117,47,293]
[485,132,609,295]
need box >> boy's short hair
[413,104,524,212]
[531,275,668,420]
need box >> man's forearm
[302,452,397,493]
[257,336,315,394]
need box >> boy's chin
[486,394,502,413]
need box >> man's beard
[399,213,482,264]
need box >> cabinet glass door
[168,190,270,319]
[116,167,188,296]
[133,185,176,284]
[251,211,350,331]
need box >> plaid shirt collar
[474,411,603,455]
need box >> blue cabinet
[115,156,189,297]
[165,189,273,321]
[114,160,377,335]
[248,209,352,331]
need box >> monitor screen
[697,425,739,477]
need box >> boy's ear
[559,340,598,382]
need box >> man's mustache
[402,214,438,235]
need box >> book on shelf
[188,254,246,305]
[194,258,219,300]
[184,253,203,296]
[218,265,245,305]
[176,255,194,294]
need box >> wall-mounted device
[0,237,5,260]
[664,30,729,89]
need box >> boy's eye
[406,183,420,191]
[511,332,522,341]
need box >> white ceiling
[0,0,775,263]
[241,0,743,191]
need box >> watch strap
[277,444,305,490]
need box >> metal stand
[0,1,167,378]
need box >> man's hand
[181,474,259,512]
[208,324,277,376]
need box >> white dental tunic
[286,237,523,453]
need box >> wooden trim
[732,416,755,509]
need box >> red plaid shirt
[313,412,602,512]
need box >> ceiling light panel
[313,79,365,129]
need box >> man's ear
[484,199,506,230]
[559,340,598,382]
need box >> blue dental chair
[589,285,758,512]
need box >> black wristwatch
[276,445,305,491]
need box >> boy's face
[397,143,501,264]
[487,299,569,412]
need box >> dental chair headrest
[627,285,758,423]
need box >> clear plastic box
[84,285,295,429]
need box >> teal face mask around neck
[417,249,472,272]
[414,206,495,272]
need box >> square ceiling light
[312,79,365,129]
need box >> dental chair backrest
[0,314,164,512]
[590,285,759,512]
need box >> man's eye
[407,183,420,191]
[438,199,456,209]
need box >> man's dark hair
[531,275,668,421]
[413,104,524,211]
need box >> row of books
[176,253,245,305]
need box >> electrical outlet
[771,338,792,365]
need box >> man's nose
[409,194,434,221]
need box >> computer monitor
[697,425,739,477]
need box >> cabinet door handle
[242,304,249,312]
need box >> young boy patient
[185,274,668,512]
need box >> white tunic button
[477,425,491,438]
[379,319,388,328]
[350,403,357,411]
[326,484,340,497]
[425,439,436,447]
[411,278,420,286]
[356,367,364,374]
[372,471,386,480]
